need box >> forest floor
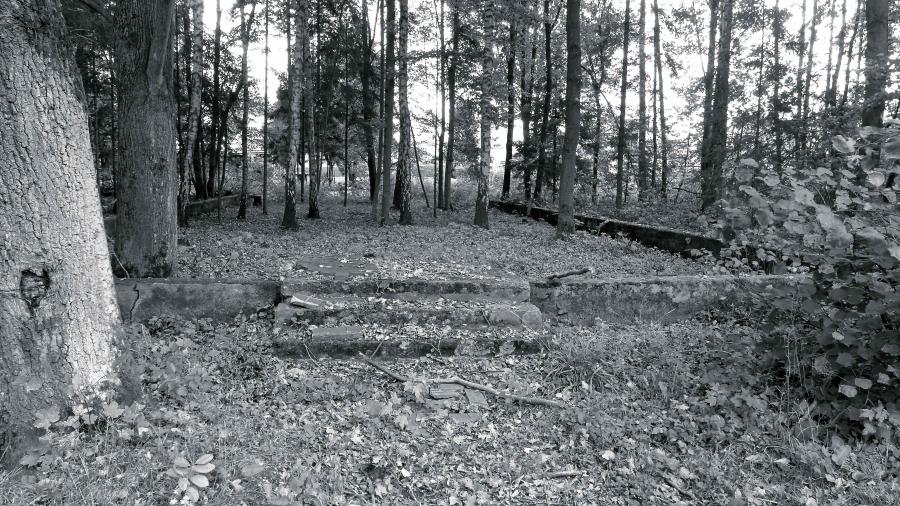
[3,185,896,504]
[2,313,896,505]
[176,184,724,281]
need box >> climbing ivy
[718,123,900,436]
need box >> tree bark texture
[557,0,581,236]
[474,2,495,228]
[398,0,413,224]
[502,21,517,199]
[282,0,307,229]
[114,0,178,277]
[862,0,889,127]
[615,0,631,209]
[700,0,734,208]
[380,0,396,224]
[0,0,119,459]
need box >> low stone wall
[530,274,808,325]
[490,200,785,272]
[115,278,280,321]
[104,195,242,236]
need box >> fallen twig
[357,353,566,409]
[547,267,592,281]
[662,474,697,501]
[542,470,583,479]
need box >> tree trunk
[557,0,581,236]
[637,0,648,199]
[700,0,734,209]
[799,0,819,166]
[282,0,307,230]
[306,0,320,219]
[207,0,223,197]
[262,0,270,214]
[114,0,178,277]
[653,0,669,198]
[443,2,458,211]
[237,2,257,220]
[502,20,517,199]
[700,0,720,160]
[771,0,784,173]
[615,0,631,209]
[437,0,447,210]
[398,0,413,224]
[380,0,396,224]
[1,0,119,462]
[535,0,554,202]
[474,2,495,228]
[360,0,378,201]
[840,2,861,110]
[826,0,848,108]
[862,0,889,127]
[522,30,537,201]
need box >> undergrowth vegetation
[2,311,898,504]
[716,126,900,437]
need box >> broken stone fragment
[290,294,325,309]
[485,303,544,331]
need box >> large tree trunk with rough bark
[114,0,178,277]
[1,0,120,463]
[862,0,889,127]
[398,0,413,224]
[474,2,495,228]
[282,0,307,229]
[700,0,734,208]
[557,0,581,236]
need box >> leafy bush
[718,123,900,437]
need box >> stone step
[280,277,531,303]
[274,294,544,330]
[273,324,542,360]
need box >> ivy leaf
[33,406,59,430]
[836,353,855,367]
[102,401,124,419]
[838,384,858,398]
[867,171,886,187]
[882,344,900,356]
[832,135,856,154]
[854,378,873,390]
[884,136,900,159]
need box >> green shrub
[718,124,900,437]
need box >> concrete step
[273,324,543,360]
[281,277,531,303]
[274,294,544,330]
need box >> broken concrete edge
[281,277,532,303]
[114,278,280,322]
[489,200,788,272]
[112,273,807,324]
[103,195,245,236]
[531,273,811,325]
